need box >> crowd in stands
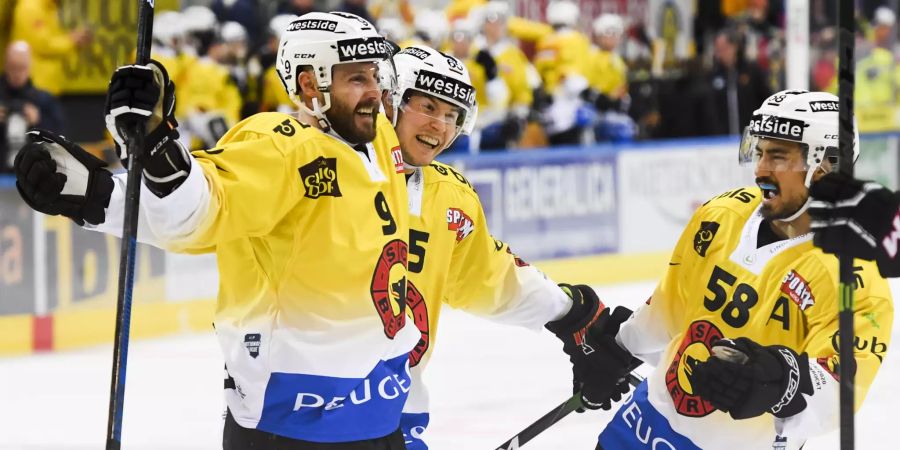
[2,0,900,172]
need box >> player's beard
[758,177,809,221]
[327,95,379,145]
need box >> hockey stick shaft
[106,1,154,449]
[836,1,856,449]
[495,373,643,450]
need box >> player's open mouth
[758,181,780,201]
[416,134,440,150]
[355,106,375,119]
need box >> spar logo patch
[391,146,404,173]
[693,221,720,256]
[665,320,724,417]
[244,333,261,358]
[299,157,342,199]
[447,208,475,242]
[371,239,408,339]
[780,270,815,311]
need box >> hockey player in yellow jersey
[13,12,416,449]
[380,45,635,449]
[582,90,893,449]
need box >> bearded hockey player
[14,12,417,449]
[583,90,893,450]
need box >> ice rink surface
[1,280,897,449]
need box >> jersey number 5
[704,266,759,328]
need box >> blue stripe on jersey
[400,412,430,450]
[599,381,702,450]
[257,354,411,442]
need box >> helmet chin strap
[779,197,811,222]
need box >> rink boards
[1,134,897,354]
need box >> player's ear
[298,69,321,105]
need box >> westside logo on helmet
[337,37,389,61]
[398,47,431,61]
[809,100,839,112]
[287,19,338,32]
[414,69,476,107]
[749,114,806,141]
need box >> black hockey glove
[14,129,113,226]
[105,60,191,198]
[546,284,641,411]
[474,49,499,81]
[810,172,900,278]
[690,337,813,420]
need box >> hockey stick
[835,1,857,449]
[495,372,644,450]
[106,1,154,449]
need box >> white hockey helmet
[546,1,579,28]
[181,5,218,33]
[276,12,392,131]
[221,21,248,43]
[414,9,449,47]
[392,45,478,145]
[739,90,860,187]
[593,14,625,37]
[482,1,511,24]
[152,11,184,48]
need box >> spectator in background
[446,18,508,153]
[0,42,64,172]
[706,28,771,135]
[258,15,296,113]
[588,14,636,143]
[732,0,785,91]
[10,0,91,96]
[277,0,318,16]
[212,0,264,49]
[477,1,537,149]
[335,0,375,26]
[855,7,900,132]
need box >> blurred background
[0,0,898,396]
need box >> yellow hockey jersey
[399,162,571,446]
[260,65,295,113]
[608,187,893,450]
[588,47,628,99]
[94,113,420,442]
[490,41,535,110]
[533,29,593,93]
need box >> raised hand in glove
[14,129,113,226]
[545,284,641,411]
[810,172,900,278]
[105,60,191,198]
[690,337,813,420]
[474,49,499,81]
